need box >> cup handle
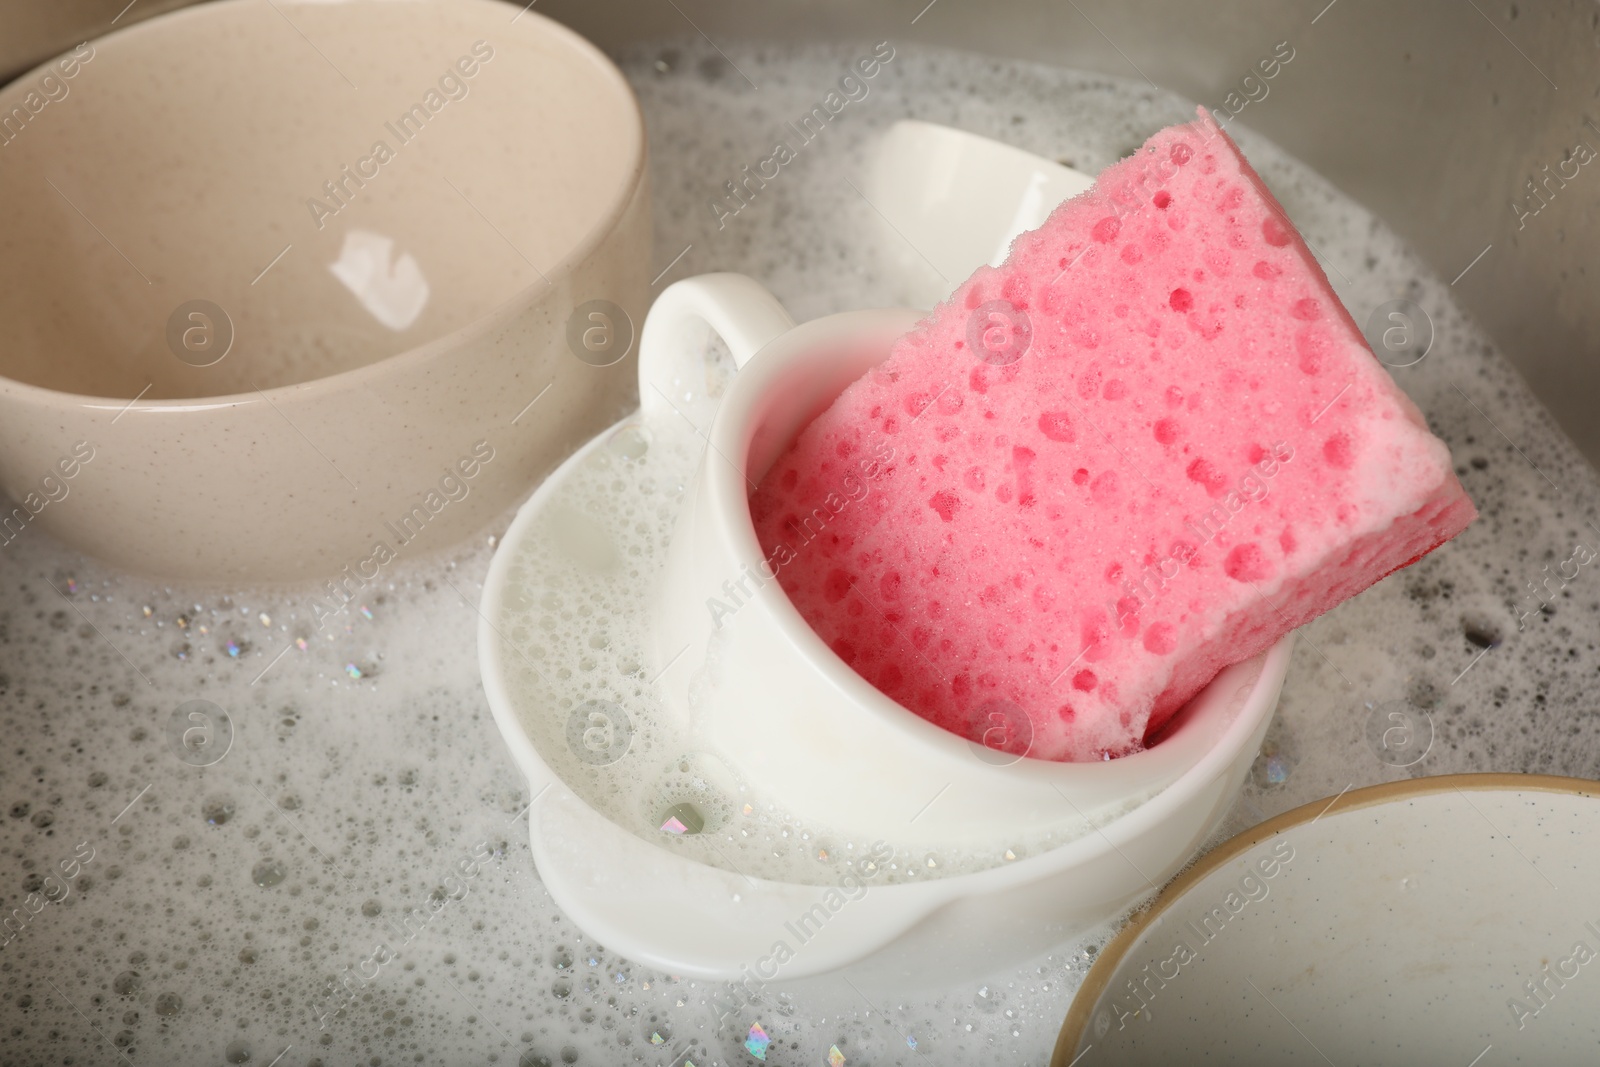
[638,272,795,418]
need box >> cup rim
[0,0,647,410]
[703,307,1261,782]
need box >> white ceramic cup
[642,273,1289,849]
[0,0,649,581]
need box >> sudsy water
[0,35,1591,1067]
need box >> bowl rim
[1049,771,1600,1064]
[0,0,648,409]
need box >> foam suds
[0,36,1594,1066]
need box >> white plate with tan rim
[1053,773,1600,1065]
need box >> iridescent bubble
[658,802,705,836]
[1251,736,1298,787]
[744,1023,771,1060]
[202,797,235,826]
[642,1013,673,1046]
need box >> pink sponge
[749,109,1476,762]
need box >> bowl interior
[0,0,640,401]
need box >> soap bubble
[973,983,1002,1013]
[202,796,235,826]
[607,424,651,461]
[641,1012,673,1046]
[1248,728,1299,787]
[251,859,287,888]
[1364,699,1433,767]
[1362,299,1433,368]
[657,802,706,836]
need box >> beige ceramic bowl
[0,0,649,581]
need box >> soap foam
[0,35,1589,1067]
